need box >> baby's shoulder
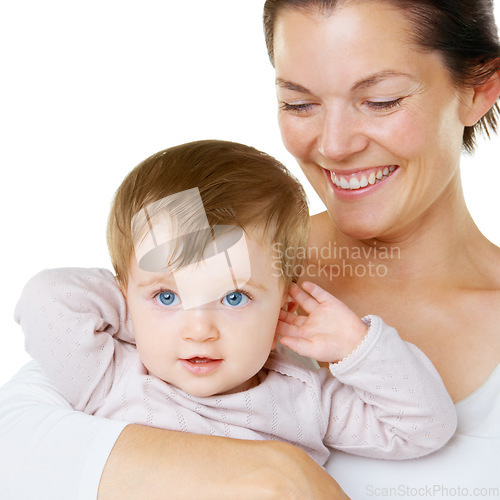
[265,345,330,389]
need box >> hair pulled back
[263,0,500,151]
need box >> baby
[16,140,456,465]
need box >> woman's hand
[277,281,368,363]
[98,425,349,499]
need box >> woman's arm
[99,425,348,500]
[0,364,347,500]
[0,362,128,500]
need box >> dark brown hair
[263,0,500,151]
[107,140,309,287]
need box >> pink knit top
[16,268,457,465]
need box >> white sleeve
[0,361,128,500]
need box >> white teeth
[331,166,398,191]
[190,358,210,364]
[349,177,360,189]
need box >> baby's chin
[173,373,261,398]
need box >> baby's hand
[277,281,368,363]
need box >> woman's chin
[327,210,389,242]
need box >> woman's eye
[222,291,250,308]
[364,97,404,111]
[279,102,314,114]
[155,291,180,307]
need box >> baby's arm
[278,282,457,459]
[14,268,132,412]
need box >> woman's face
[273,2,472,241]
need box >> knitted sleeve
[321,315,457,459]
[15,268,132,413]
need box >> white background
[1,1,499,385]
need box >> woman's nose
[317,107,369,162]
[181,309,220,342]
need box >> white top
[325,363,500,499]
[0,361,128,500]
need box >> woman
[264,0,500,497]
[1,1,498,498]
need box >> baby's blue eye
[156,291,180,307]
[222,291,250,307]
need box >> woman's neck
[308,177,500,402]
[316,180,498,289]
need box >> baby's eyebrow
[137,275,175,288]
[239,277,268,292]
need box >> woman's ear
[461,69,500,126]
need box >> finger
[288,282,320,314]
[279,335,314,357]
[300,281,337,305]
[294,315,308,328]
[275,320,298,338]
[278,309,297,325]
[276,320,309,339]
[279,309,308,327]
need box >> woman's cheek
[279,115,312,160]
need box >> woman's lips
[330,165,399,190]
[179,357,223,375]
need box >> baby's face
[125,237,287,397]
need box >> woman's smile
[328,165,399,190]
[274,3,468,240]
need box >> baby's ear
[272,292,296,350]
[282,294,298,313]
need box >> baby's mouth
[330,165,399,190]
[185,357,217,364]
[180,357,223,375]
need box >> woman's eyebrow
[275,77,311,94]
[352,70,414,90]
[277,71,414,94]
